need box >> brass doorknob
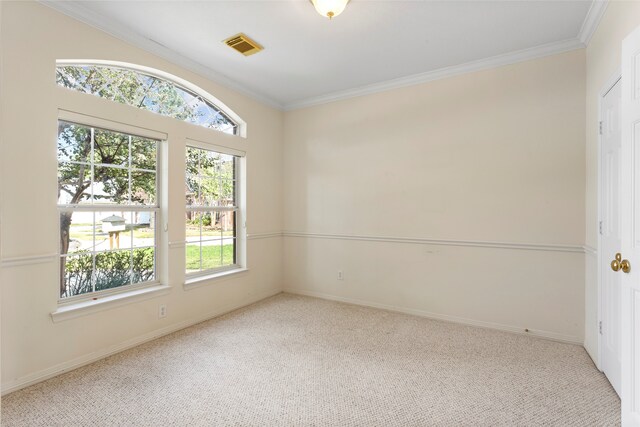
[611,259,620,271]
[621,259,631,273]
[611,253,631,273]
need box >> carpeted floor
[2,293,620,426]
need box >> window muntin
[185,146,238,275]
[56,65,238,135]
[58,121,159,300]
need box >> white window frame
[52,60,248,315]
[57,110,166,305]
[56,60,247,138]
[185,139,246,280]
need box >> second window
[185,145,239,275]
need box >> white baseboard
[3,287,582,395]
[283,288,583,345]
[1,288,282,396]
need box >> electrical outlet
[159,304,167,319]
[337,270,344,281]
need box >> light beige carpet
[2,293,620,426]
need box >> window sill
[51,284,171,323]
[184,268,249,291]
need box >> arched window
[55,61,246,304]
[56,62,240,135]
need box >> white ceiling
[46,1,602,110]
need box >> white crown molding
[284,231,587,254]
[39,1,284,110]
[283,37,584,110]
[578,0,609,46]
[40,1,603,112]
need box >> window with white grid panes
[57,121,159,300]
[185,146,239,275]
[56,64,238,135]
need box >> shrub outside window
[55,61,245,304]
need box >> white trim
[40,1,603,112]
[57,278,162,306]
[57,61,246,138]
[169,231,282,248]
[283,231,586,253]
[56,89,240,149]
[0,233,586,270]
[56,113,163,305]
[600,70,622,99]
[1,253,58,268]
[50,284,172,323]
[58,109,167,141]
[186,206,237,213]
[284,289,582,345]
[247,232,282,240]
[41,1,282,110]
[3,289,282,395]
[185,138,246,157]
[184,143,247,270]
[183,267,249,291]
[578,1,609,46]
[596,68,622,372]
[284,38,584,110]
[57,205,158,212]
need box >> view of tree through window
[56,64,238,135]
[58,121,159,299]
[185,146,237,274]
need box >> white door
[621,25,640,427]
[602,78,622,397]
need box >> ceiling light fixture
[311,0,350,19]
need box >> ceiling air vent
[223,33,263,57]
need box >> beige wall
[0,2,283,392]
[283,50,587,343]
[3,0,623,394]
[584,0,640,365]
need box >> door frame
[598,68,622,371]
